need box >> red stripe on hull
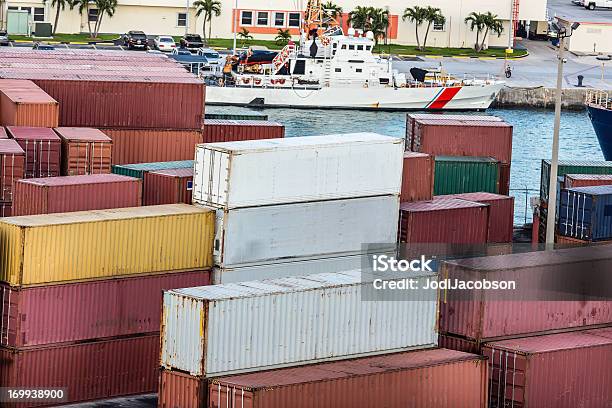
[428,87,462,110]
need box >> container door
[193,147,230,207]
[209,384,253,408]
[485,348,527,408]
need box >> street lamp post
[185,0,189,37]
[232,0,238,54]
[545,21,580,246]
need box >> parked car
[180,34,204,52]
[154,35,177,52]
[0,31,9,46]
[122,31,148,50]
[197,48,226,67]
[32,43,55,50]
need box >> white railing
[272,43,296,74]
[586,90,611,109]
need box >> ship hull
[587,104,612,160]
[205,83,504,111]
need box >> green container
[434,156,500,195]
[540,159,612,203]
[205,113,268,121]
[112,160,194,179]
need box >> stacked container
[401,152,435,202]
[6,126,61,178]
[0,79,59,127]
[202,119,285,143]
[0,139,25,216]
[144,167,193,205]
[55,127,112,176]
[0,204,215,406]
[557,185,612,242]
[434,156,501,195]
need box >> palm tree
[237,27,252,47]
[402,6,427,51]
[348,6,373,32]
[421,6,445,51]
[193,0,221,44]
[322,1,343,26]
[46,0,78,35]
[92,0,117,38]
[465,11,504,52]
[275,28,292,46]
[370,8,389,47]
[77,0,95,38]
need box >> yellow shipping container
[0,204,214,287]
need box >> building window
[288,12,300,27]
[357,45,363,50]
[33,7,45,21]
[88,8,98,22]
[241,10,253,25]
[433,21,445,31]
[7,6,17,10]
[177,12,187,27]
[366,45,371,51]
[341,44,346,49]
[274,12,285,27]
[256,11,268,26]
[348,44,354,50]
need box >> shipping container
[439,246,612,341]
[6,126,61,178]
[564,173,612,188]
[0,79,59,127]
[159,369,207,408]
[207,349,488,408]
[434,156,500,195]
[442,192,514,243]
[0,204,214,287]
[558,185,612,241]
[144,167,193,206]
[0,202,11,217]
[160,270,438,377]
[205,113,268,121]
[483,328,612,408]
[540,159,612,203]
[214,195,399,268]
[12,174,142,216]
[399,198,490,244]
[499,163,511,195]
[202,120,285,143]
[0,270,210,347]
[0,128,7,138]
[0,139,25,202]
[55,127,112,176]
[0,334,159,408]
[410,119,513,163]
[112,160,194,180]
[194,134,404,209]
[401,152,434,202]
[102,129,201,165]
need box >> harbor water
[206,106,601,225]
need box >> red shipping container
[0,334,159,408]
[12,174,142,216]
[144,167,193,206]
[564,173,612,188]
[6,126,61,178]
[0,139,25,202]
[159,369,207,408]
[102,128,202,165]
[0,128,7,138]
[0,79,59,127]
[499,163,511,195]
[0,269,210,347]
[483,328,612,408]
[399,198,490,244]
[401,152,434,202]
[205,349,488,408]
[1,202,11,217]
[202,120,285,143]
[439,246,612,342]
[410,119,513,164]
[442,192,514,243]
[55,127,113,176]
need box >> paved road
[548,0,612,22]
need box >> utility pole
[232,0,238,54]
[185,0,189,36]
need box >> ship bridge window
[293,60,306,75]
[341,44,347,49]
[348,45,355,50]
[357,45,363,51]
[348,60,364,63]
[333,43,337,48]
[335,68,341,72]
[366,45,371,51]
[356,68,362,73]
[379,78,390,84]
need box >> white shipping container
[160,270,438,377]
[213,195,399,268]
[193,133,404,209]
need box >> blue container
[558,185,612,241]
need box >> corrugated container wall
[558,185,612,241]
[103,129,201,165]
[434,156,500,195]
[0,79,59,127]
[202,120,285,143]
[0,270,210,347]
[55,127,112,176]
[6,126,61,178]
[0,335,159,408]
[540,159,612,203]
[160,271,438,377]
[207,349,488,408]
[205,113,268,120]
[565,173,612,188]
[399,198,490,244]
[144,167,193,205]
[194,134,404,209]
[401,152,434,202]
[0,204,214,287]
[0,203,11,217]
[159,369,207,408]
[483,328,612,408]
[12,174,142,216]
[112,160,194,179]
[0,139,25,202]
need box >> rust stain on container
[0,79,59,127]
[401,152,434,202]
[0,139,25,202]
[202,120,285,143]
[6,126,61,178]
[55,127,113,176]
[144,167,193,206]
[159,369,207,408]
[12,174,142,216]
[102,128,202,165]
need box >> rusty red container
[0,269,210,347]
[1,202,11,217]
[0,128,7,138]
[102,128,202,165]
[564,174,612,188]
[439,246,612,342]
[401,152,434,202]
[6,126,61,178]
[0,79,59,128]
[202,120,285,143]
[483,328,612,408]
[12,174,142,216]
[442,192,514,243]
[399,198,489,244]
[0,334,159,407]
[144,167,193,206]
[204,349,488,408]
[410,119,513,164]
[499,163,511,195]
[54,127,113,176]
[0,139,25,202]
[159,369,207,408]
